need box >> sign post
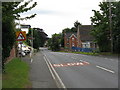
[16,31,26,58]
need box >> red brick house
[64,25,97,49]
[64,32,78,49]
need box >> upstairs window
[72,38,75,41]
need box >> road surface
[41,48,118,88]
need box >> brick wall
[6,46,16,62]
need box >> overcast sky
[20,0,103,37]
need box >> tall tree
[90,2,116,52]
[113,1,120,53]
[2,0,37,72]
[32,28,48,49]
[74,20,81,29]
[48,33,61,51]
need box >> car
[18,43,31,55]
[18,51,26,57]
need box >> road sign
[16,31,26,41]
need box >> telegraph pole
[109,1,113,53]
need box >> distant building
[64,25,97,49]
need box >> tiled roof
[65,25,94,41]
[79,25,94,41]
[65,32,77,38]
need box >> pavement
[22,52,57,88]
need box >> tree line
[2,0,37,72]
[47,21,81,51]
[91,2,120,53]
[48,2,120,53]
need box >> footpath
[22,51,57,88]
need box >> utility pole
[30,28,33,62]
[109,1,113,53]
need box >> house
[64,32,78,48]
[64,25,97,50]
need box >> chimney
[77,25,81,47]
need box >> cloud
[20,0,103,37]
[20,9,62,16]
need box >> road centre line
[96,65,115,74]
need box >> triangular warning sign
[16,31,26,41]
[17,33,25,40]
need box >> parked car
[18,43,31,55]
[18,51,26,57]
[22,45,31,54]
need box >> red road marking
[53,62,90,67]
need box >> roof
[79,25,94,41]
[65,25,94,41]
[65,32,77,38]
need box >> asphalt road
[41,48,118,88]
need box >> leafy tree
[32,28,48,49]
[63,21,81,33]
[90,2,117,52]
[2,0,37,72]
[47,38,52,49]
[33,29,40,49]
[74,20,82,28]
[113,1,120,53]
[48,33,62,51]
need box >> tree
[63,21,81,33]
[74,20,82,29]
[2,0,37,72]
[90,2,117,52]
[113,1,120,53]
[48,33,62,51]
[32,28,48,49]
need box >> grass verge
[2,58,31,88]
[58,51,119,56]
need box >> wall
[6,46,16,63]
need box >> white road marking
[44,57,55,80]
[44,54,66,88]
[109,59,114,61]
[31,58,33,63]
[96,65,115,73]
[104,58,108,59]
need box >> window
[67,43,69,45]
[72,38,75,41]
[82,42,90,48]
[72,43,74,46]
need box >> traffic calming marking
[53,62,90,67]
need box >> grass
[58,50,119,56]
[2,58,31,88]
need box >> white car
[18,51,26,57]
[18,43,31,55]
